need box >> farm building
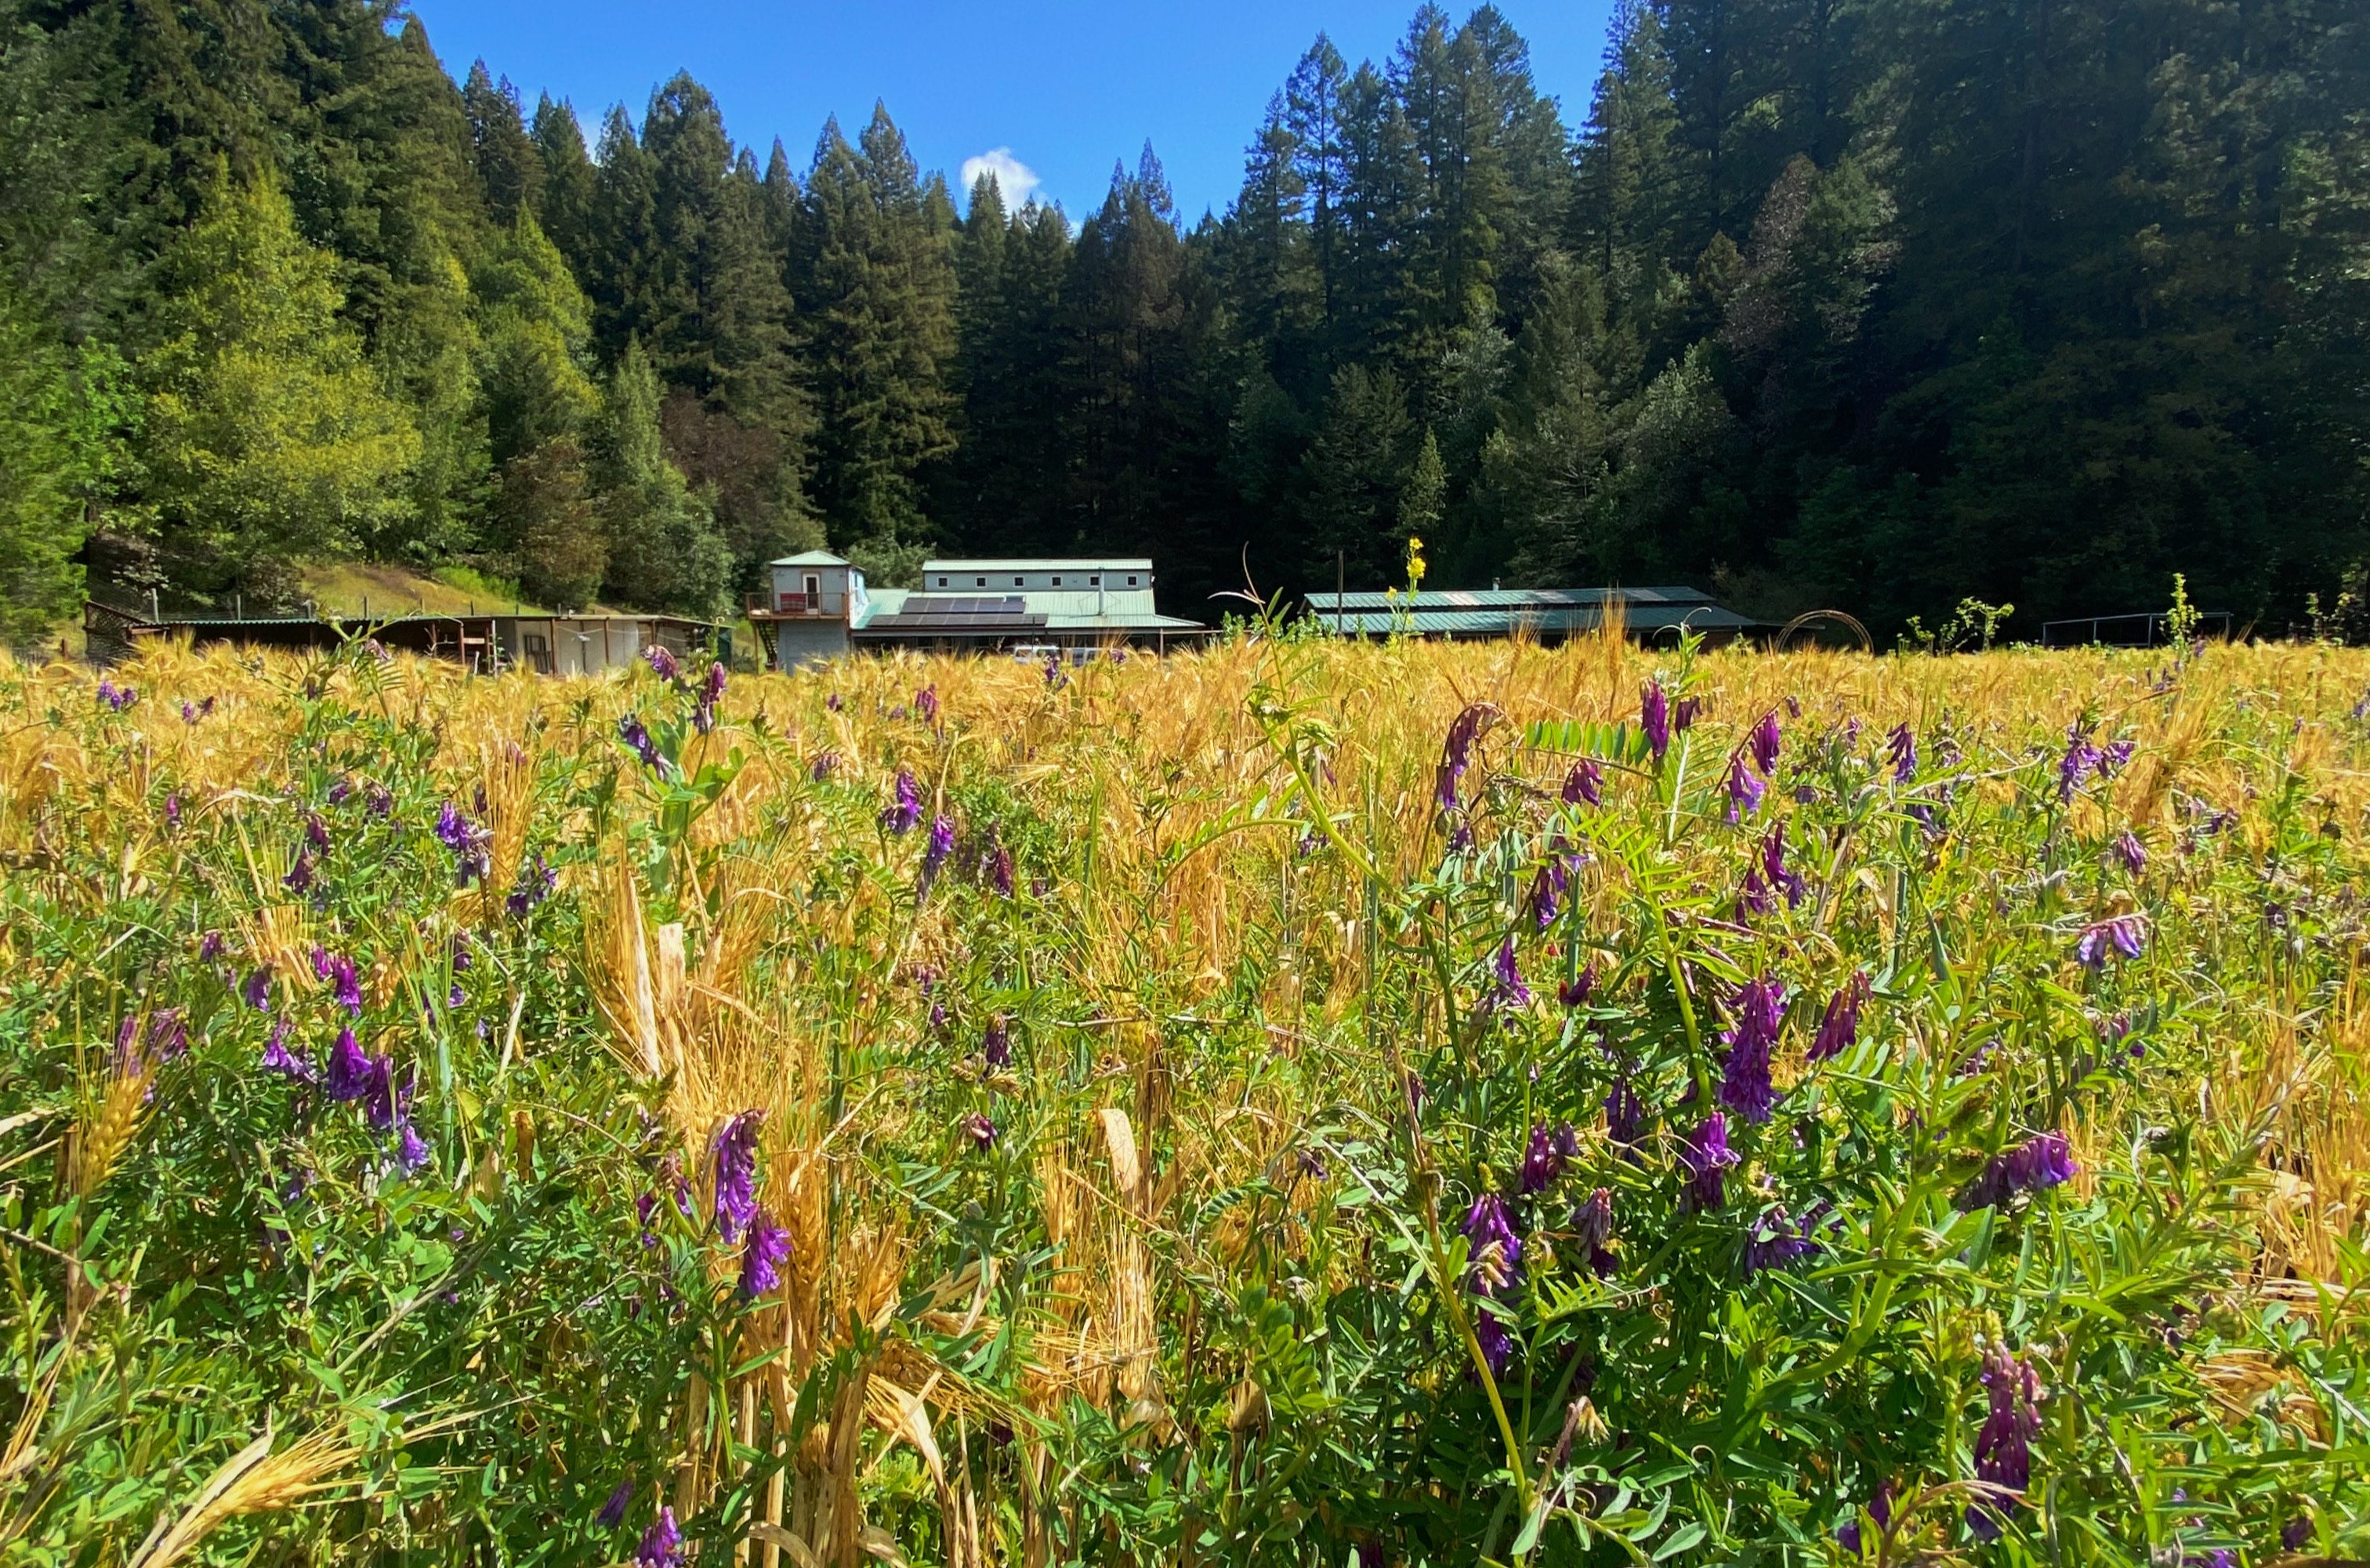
[84,598,719,674]
[1307,584,1760,643]
[750,552,1212,668]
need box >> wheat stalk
[127,1426,353,1568]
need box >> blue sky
[407,0,1621,223]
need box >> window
[937,577,948,587]
[804,574,821,610]
[1016,576,1026,587]
[1089,575,1100,586]
[1128,575,1139,586]
[976,577,987,588]
[1052,577,1062,587]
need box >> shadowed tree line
[0,0,2363,643]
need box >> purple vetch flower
[636,1507,684,1568]
[1517,1123,1578,1195]
[985,845,1016,897]
[1681,1114,1740,1210]
[96,679,136,712]
[1836,1481,1894,1552]
[1559,961,1598,1009]
[1719,976,1785,1124]
[2112,831,2147,875]
[313,948,363,1016]
[198,929,223,963]
[1749,710,1782,775]
[740,1210,792,1297]
[919,814,957,892]
[1759,820,1806,907]
[1640,683,1670,762]
[1461,1193,1522,1295]
[825,692,843,712]
[435,801,491,886]
[693,662,727,733]
[712,1110,765,1244]
[2075,914,2147,968]
[2283,1516,2313,1551]
[324,1027,382,1104]
[1741,1203,1825,1275]
[1488,938,1531,1012]
[1809,972,1869,1062]
[961,1111,999,1151]
[881,770,923,834]
[394,1120,433,1175]
[983,1017,1012,1069]
[1604,1075,1646,1149]
[1562,759,1603,807]
[1956,1131,2077,1211]
[642,645,681,683]
[507,853,557,917]
[660,1151,693,1217]
[1472,1305,1514,1376]
[283,848,314,893]
[1967,1342,2042,1540]
[1573,1186,1616,1276]
[1723,749,1767,823]
[2058,720,2104,802]
[306,813,331,853]
[1298,1147,1328,1180]
[1673,696,1705,733]
[1528,856,1569,930]
[1886,723,1917,783]
[2100,740,2135,776]
[328,777,353,807]
[617,715,666,774]
[363,1063,410,1135]
[146,1009,188,1063]
[163,792,183,830]
[915,685,939,726]
[596,1481,634,1530]
[636,1192,661,1248]
[260,1019,312,1081]
[1436,704,1498,812]
[364,782,393,817]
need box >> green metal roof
[922,558,1153,574]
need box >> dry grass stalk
[126,1426,353,1568]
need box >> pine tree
[1301,362,1415,581]
[532,95,599,272]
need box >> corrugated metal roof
[1321,603,1756,636]
[1313,585,1723,610]
[770,550,851,567]
[922,558,1154,574]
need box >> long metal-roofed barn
[752,552,1211,667]
[1310,585,1760,643]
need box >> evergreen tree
[137,172,420,603]
[792,105,957,554]
[464,62,542,226]
[532,95,599,273]
[592,339,731,615]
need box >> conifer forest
[1,0,2365,641]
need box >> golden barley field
[4,630,2369,1566]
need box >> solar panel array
[862,595,1049,634]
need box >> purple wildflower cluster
[1562,759,1603,807]
[983,1016,1012,1069]
[181,696,216,724]
[1808,972,1869,1062]
[1718,976,1785,1124]
[1486,938,1531,1014]
[915,685,940,726]
[1956,1131,2076,1211]
[1435,704,1498,813]
[1680,1114,1739,1210]
[961,1111,999,1151]
[2057,719,2135,802]
[1640,683,1671,761]
[641,645,680,683]
[1886,722,1916,783]
[1517,1122,1578,1194]
[636,1506,684,1568]
[712,1110,765,1244]
[1460,1192,1523,1374]
[313,947,364,1016]
[435,801,491,886]
[1741,1202,1828,1275]
[96,679,136,712]
[919,815,957,893]
[1559,961,1598,1009]
[616,715,668,776]
[1571,1186,1616,1276]
[1968,1341,2042,1539]
[2075,914,2146,967]
[692,663,726,734]
[881,770,924,834]
[1741,820,1806,916]
[740,1211,791,1297]
[1724,710,1784,823]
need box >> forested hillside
[1,0,2364,643]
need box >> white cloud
[959,147,1042,210]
